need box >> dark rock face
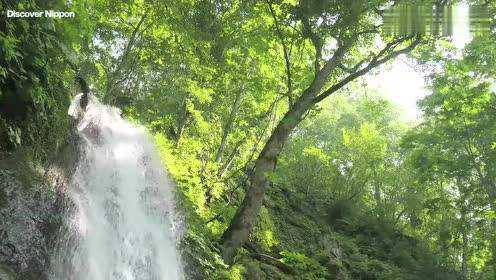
[0,170,57,279]
[0,132,79,279]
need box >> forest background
[1,0,496,279]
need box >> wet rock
[0,263,16,280]
[0,169,55,279]
[0,131,79,279]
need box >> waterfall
[50,94,182,280]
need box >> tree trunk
[174,99,190,146]
[373,183,385,218]
[215,90,243,163]
[220,92,314,263]
[461,210,468,280]
[374,184,381,208]
[488,182,496,274]
[218,29,421,263]
[470,148,496,272]
[218,138,245,178]
[476,163,496,273]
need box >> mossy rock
[0,188,7,209]
[0,263,17,280]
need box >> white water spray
[50,94,182,280]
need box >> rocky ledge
[0,132,79,280]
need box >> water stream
[49,94,182,280]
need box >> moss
[0,263,16,280]
[243,260,264,280]
[0,151,42,190]
[0,189,7,209]
[155,128,460,279]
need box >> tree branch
[267,0,294,104]
[300,15,323,73]
[107,11,148,97]
[338,58,367,73]
[312,34,422,104]
[305,38,353,96]
[243,242,294,274]
[120,12,148,67]
[304,24,383,98]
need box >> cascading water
[50,94,182,280]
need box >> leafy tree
[0,0,90,161]
[403,36,496,278]
[220,0,422,262]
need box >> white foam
[50,96,182,280]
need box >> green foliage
[401,36,496,279]
[281,251,329,279]
[3,0,495,279]
[0,0,87,163]
[152,88,466,278]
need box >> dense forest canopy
[1,0,496,279]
